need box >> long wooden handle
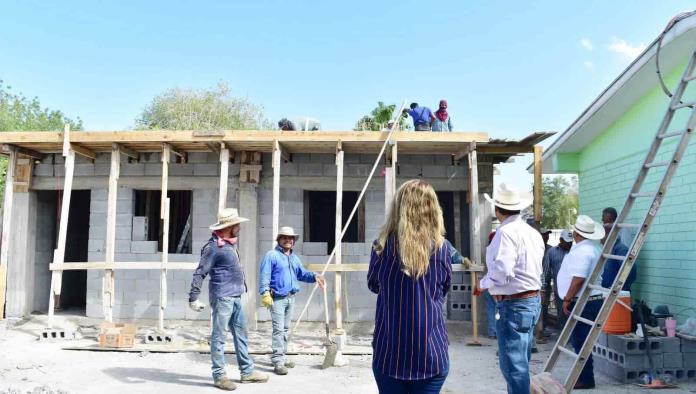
[323,285,330,326]
[470,271,479,339]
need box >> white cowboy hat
[484,183,531,211]
[209,208,249,230]
[276,226,299,239]
[560,229,574,243]
[573,215,605,240]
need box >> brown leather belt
[495,290,539,302]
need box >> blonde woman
[367,180,452,394]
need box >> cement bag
[531,372,567,394]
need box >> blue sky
[1,1,694,190]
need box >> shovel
[321,285,338,369]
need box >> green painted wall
[575,61,696,322]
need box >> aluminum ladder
[543,46,696,392]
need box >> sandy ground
[2,314,696,394]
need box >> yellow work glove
[261,291,273,308]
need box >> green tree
[540,176,579,229]
[136,82,270,130]
[0,80,83,202]
[354,101,409,131]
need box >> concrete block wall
[32,192,56,313]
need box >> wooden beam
[205,142,220,155]
[384,142,397,218]
[70,143,96,161]
[2,144,44,160]
[271,141,281,247]
[218,148,229,211]
[533,145,543,224]
[51,262,198,270]
[0,147,17,320]
[48,125,76,327]
[277,142,291,162]
[467,142,481,342]
[334,144,344,332]
[13,156,33,193]
[477,146,534,154]
[103,143,120,322]
[118,144,139,161]
[165,143,184,160]
[159,144,170,332]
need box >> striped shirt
[541,245,570,295]
[367,235,452,380]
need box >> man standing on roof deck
[189,208,269,391]
[542,229,573,329]
[402,102,435,131]
[557,215,605,390]
[259,226,326,376]
[475,184,544,394]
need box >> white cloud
[580,38,593,50]
[608,37,647,59]
[583,61,594,70]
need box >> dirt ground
[1,314,696,394]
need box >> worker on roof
[431,99,453,132]
[402,102,436,131]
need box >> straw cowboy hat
[484,183,531,211]
[209,208,249,230]
[572,215,605,240]
[276,226,299,240]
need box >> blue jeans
[211,296,254,380]
[484,291,497,337]
[270,295,295,365]
[373,366,448,394]
[495,295,541,394]
[570,299,601,386]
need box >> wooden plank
[103,144,120,322]
[13,157,32,192]
[159,143,170,332]
[272,140,281,248]
[70,143,96,161]
[0,147,17,320]
[334,146,344,331]
[2,144,44,160]
[51,262,198,270]
[218,148,229,211]
[478,146,534,154]
[468,142,481,341]
[533,145,543,224]
[118,144,139,161]
[384,142,397,218]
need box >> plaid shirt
[541,245,569,296]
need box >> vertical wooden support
[272,140,281,248]
[218,144,229,212]
[0,147,17,320]
[159,144,170,331]
[468,142,481,341]
[103,143,120,322]
[533,145,543,225]
[384,141,397,217]
[334,142,344,333]
[47,125,75,327]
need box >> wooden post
[334,142,344,334]
[384,141,397,217]
[533,145,543,224]
[468,142,481,343]
[159,144,170,331]
[47,125,75,327]
[0,147,17,320]
[103,143,120,322]
[272,140,281,248]
[218,144,229,212]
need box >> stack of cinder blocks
[447,271,472,321]
[593,332,696,383]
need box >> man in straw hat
[556,215,606,390]
[259,226,326,375]
[476,184,544,394]
[188,208,269,390]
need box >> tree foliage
[354,101,409,131]
[540,176,579,229]
[136,82,270,130]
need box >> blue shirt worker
[600,224,636,291]
[188,208,269,391]
[403,102,436,131]
[259,226,326,375]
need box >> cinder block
[398,164,422,177]
[684,352,696,368]
[280,163,298,176]
[34,164,54,176]
[121,163,145,176]
[187,152,208,163]
[664,353,684,368]
[194,164,218,176]
[132,216,148,241]
[302,242,327,256]
[661,337,681,353]
[345,164,370,177]
[116,225,132,240]
[169,164,194,176]
[682,338,696,353]
[449,283,472,302]
[131,241,158,254]
[422,166,447,178]
[607,334,662,355]
[298,163,323,176]
[447,302,472,321]
[145,164,162,176]
[597,332,608,347]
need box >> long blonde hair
[376,180,445,278]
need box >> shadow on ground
[103,367,212,388]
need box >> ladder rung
[672,101,696,110]
[644,161,670,168]
[617,223,641,229]
[603,253,627,260]
[685,75,696,82]
[658,130,686,139]
[557,345,579,359]
[573,314,596,326]
[630,192,654,198]
[588,284,609,293]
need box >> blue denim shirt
[408,107,433,125]
[189,236,247,302]
[259,245,316,297]
[601,238,636,291]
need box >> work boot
[214,377,237,391]
[241,370,269,383]
[273,364,288,375]
[285,359,295,368]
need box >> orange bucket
[603,291,632,334]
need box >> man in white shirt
[476,184,544,394]
[557,215,605,390]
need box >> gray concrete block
[664,352,684,368]
[661,337,681,353]
[597,332,609,347]
[131,241,158,254]
[422,166,448,178]
[117,214,133,227]
[299,163,323,176]
[121,163,145,176]
[92,189,108,201]
[607,334,662,355]
[310,154,334,164]
[280,163,298,176]
[194,164,219,176]
[116,225,132,240]
[34,164,54,177]
[685,352,696,368]
[132,216,148,241]
[302,242,327,256]
[145,163,162,176]
[88,239,104,252]
[170,164,194,176]
[682,338,696,353]
[399,164,422,177]
[116,239,131,253]
[187,152,209,163]
[345,164,370,177]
